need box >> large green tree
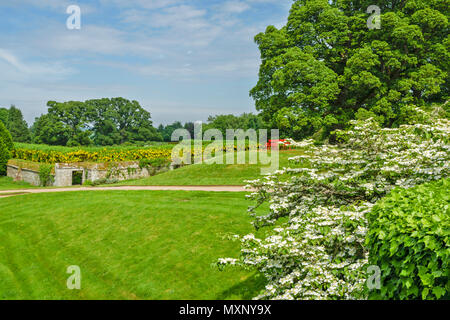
[0,108,8,126]
[32,98,161,146]
[203,113,266,136]
[251,0,449,139]
[157,121,184,142]
[7,106,31,142]
[0,121,13,175]
[0,106,31,142]
[86,97,162,145]
[47,100,92,146]
[31,114,71,146]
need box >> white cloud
[0,48,73,77]
[0,0,293,123]
[221,1,250,14]
[3,0,97,14]
[99,0,184,10]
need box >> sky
[0,0,292,126]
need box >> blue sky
[0,0,292,126]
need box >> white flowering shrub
[218,109,449,300]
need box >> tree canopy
[156,114,265,142]
[31,113,71,146]
[0,121,14,175]
[251,0,449,139]
[85,98,162,145]
[0,106,31,143]
[32,98,162,146]
[202,113,266,137]
[157,122,185,142]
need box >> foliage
[139,158,169,169]
[38,164,54,187]
[0,106,31,143]
[84,178,119,186]
[203,113,266,137]
[0,140,11,176]
[12,140,292,165]
[31,113,71,146]
[12,143,173,164]
[105,162,127,180]
[86,97,162,145]
[136,158,170,176]
[0,108,7,125]
[0,120,14,151]
[7,159,52,174]
[157,121,200,142]
[83,179,94,186]
[366,178,449,300]
[183,122,195,138]
[45,100,92,146]
[0,121,14,176]
[219,108,449,300]
[32,98,162,146]
[156,114,266,142]
[72,171,83,185]
[251,0,449,139]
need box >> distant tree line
[0,98,164,147]
[157,113,266,142]
[0,100,267,146]
[202,113,266,136]
[157,121,195,142]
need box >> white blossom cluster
[219,112,450,300]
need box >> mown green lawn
[0,191,266,300]
[116,149,305,186]
[0,177,35,191]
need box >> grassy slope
[0,191,267,300]
[115,149,305,186]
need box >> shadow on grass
[216,272,266,300]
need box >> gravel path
[0,185,252,198]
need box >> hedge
[0,121,13,151]
[0,121,13,175]
[0,140,10,175]
[367,179,449,300]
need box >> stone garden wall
[7,165,44,186]
[7,161,175,187]
[54,161,172,186]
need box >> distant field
[114,149,305,186]
[0,191,267,300]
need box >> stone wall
[54,162,172,186]
[54,163,82,187]
[7,165,45,186]
[89,163,172,182]
[7,161,176,187]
